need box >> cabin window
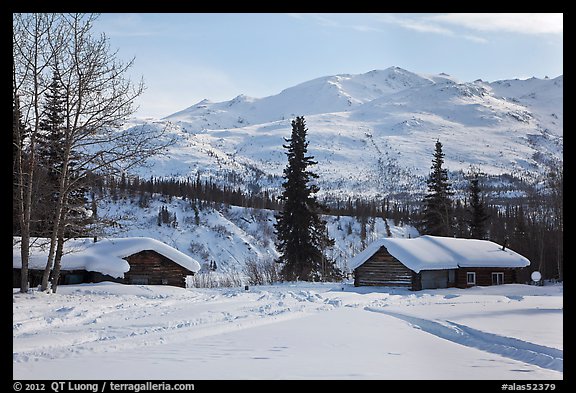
[130,276,149,285]
[64,274,84,285]
[161,278,169,285]
[448,269,456,285]
[492,272,504,285]
[466,272,476,285]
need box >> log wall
[455,267,518,288]
[123,250,193,288]
[354,247,413,288]
[13,251,194,288]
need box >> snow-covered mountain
[124,66,563,199]
[164,67,453,128]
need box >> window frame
[466,271,476,285]
[492,272,504,285]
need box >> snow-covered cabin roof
[349,235,530,273]
[13,237,201,279]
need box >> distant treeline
[16,167,561,282]
[96,173,281,211]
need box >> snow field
[13,282,562,379]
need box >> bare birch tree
[13,13,59,293]
[13,13,174,293]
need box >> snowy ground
[13,282,562,380]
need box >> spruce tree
[420,140,454,236]
[36,71,88,239]
[467,172,490,239]
[274,116,339,281]
[35,72,68,237]
[37,71,67,186]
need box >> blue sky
[93,13,563,119]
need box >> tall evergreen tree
[274,116,339,281]
[35,71,67,236]
[37,71,66,184]
[36,71,89,239]
[420,140,454,236]
[467,172,490,239]
[546,163,563,280]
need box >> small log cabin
[350,235,530,290]
[13,237,201,288]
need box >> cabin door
[420,270,448,289]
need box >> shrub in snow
[243,258,279,285]
[188,241,210,261]
[211,224,232,238]
[186,271,245,288]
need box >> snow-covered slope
[122,66,562,199]
[97,196,417,275]
[486,75,563,136]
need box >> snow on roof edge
[349,239,388,270]
[350,235,530,273]
[13,237,201,278]
[99,237,201,272]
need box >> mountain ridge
[122,66,562,200]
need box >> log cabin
[13,237,201,288]
[350,235,530,290]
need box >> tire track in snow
[365,307,563,372]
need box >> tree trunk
[15,104,31,293]
[556,231,563,281]
[50,234,65,293]
[40,145,70,292]
[17,153,32,293]
[13,13,57,293]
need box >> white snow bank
[63,281,190,298]
[13,237,201,278]
[349,235,530,272]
